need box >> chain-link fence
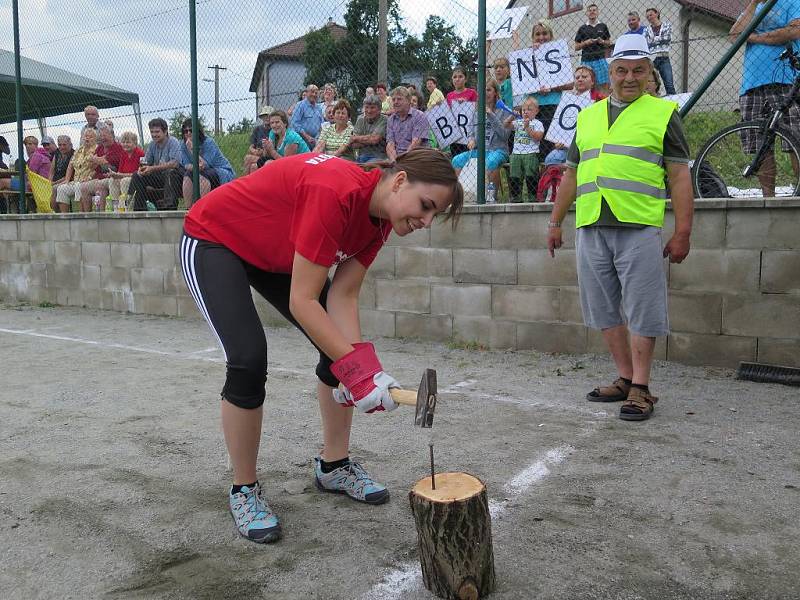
[2,0,798,211]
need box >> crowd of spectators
[4,0,797,212]
[3,104,236,214]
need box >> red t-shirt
[184,153,390,273]
[117,147,145,174]
[94,142,126,179]
[446,88,478,106]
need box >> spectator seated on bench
[179,118,235,209]
[128,117,183,211]
[54,129,102,212]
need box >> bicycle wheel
[692,121,800,199]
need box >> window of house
[549,0,583,18]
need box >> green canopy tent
[0,49,143,142]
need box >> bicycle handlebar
[778,45,800,71]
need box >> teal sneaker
[314,458,390,505]
[229,483,282,543]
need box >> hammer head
[414,369,437,428]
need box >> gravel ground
[1,304,798,600]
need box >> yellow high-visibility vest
[575,94,677,228]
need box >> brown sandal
[619,387,658,421]
[586,377,630,402]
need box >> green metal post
[189,0,200,204]
[679,0,778,118]
[12,0,26,213]
[477,0,487,204]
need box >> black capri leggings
[180,232,338,409]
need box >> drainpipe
[681,6,694,93]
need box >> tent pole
[189,0,200,205]
[132,103,145,152]
[12,0,26,214]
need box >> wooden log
[409,472,496,600]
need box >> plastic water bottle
[486,182,496,204]
[92,193,101,212]
[105,195,113,212]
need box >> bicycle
[692,45,800,199]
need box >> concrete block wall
[1,199,798,369]
[362,199,800,369]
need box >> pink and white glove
[330,343,400,413]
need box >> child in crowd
[376,83,392,115]
[492,57,514,108]
[646,69,663,97]
[446,66,478,157]
[504,97,544,203]
[574,65,606,101]
[108,131,144,208]
[425,76,446,109]
[537,147,567,202]
[451,79,510,194]
[513,19,573,160]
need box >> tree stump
[409,472,496,600]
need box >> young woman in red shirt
[181,149,462,543]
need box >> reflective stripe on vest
[575,95,676,228]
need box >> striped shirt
[645,20,673,57]
[317,123,355,160]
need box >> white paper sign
[662,92,692,110]
[487,7,529,40]
[545,92,594,146]
[426,103,467,148]
[508,39,574,97]
[450,101,477,141]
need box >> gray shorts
[576,226,669,337]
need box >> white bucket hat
[607,34,652,64]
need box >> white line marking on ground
[441,379,477,392]
[361,445,573,600]
[187,346,219,355]
[0,326,308,377]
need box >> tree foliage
[301,1,476,107]
[168,111,208,139]
[226,117,256,135]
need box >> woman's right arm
[288,252,356,359]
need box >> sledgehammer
[390,368,437,428]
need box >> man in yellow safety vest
[547,34,694,421]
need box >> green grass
[683,110,740,157]
[213,132,250,178]
[684,110,799,193]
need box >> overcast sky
[1,0,509,161]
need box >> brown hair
[269,110,289,126]
[332,99,352,119]
[486,78,501,103]
[362,149,463,228]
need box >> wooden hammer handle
[390,388,418,406]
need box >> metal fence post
[477,0,487,204]
[189,0,200,204]
[12,0,26,214]
[679,0,778,118]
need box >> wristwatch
[548,220,562,228]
